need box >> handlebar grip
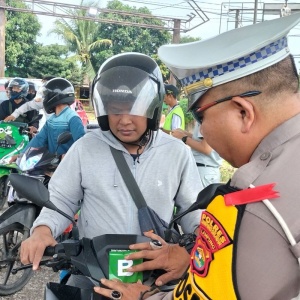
[44,246,56,257]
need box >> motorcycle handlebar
[44,246,56,257]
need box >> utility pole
[169,19,181,85]
[253,0,258,24]
[0,0,5,77]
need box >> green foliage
[5,0,41,77]
[220,160,236,183]
[29,44,82,85]
[151,54,170,83]
[179,97,194,126]
[51,0,112,82]
[91,0,172,70]
[180,35,200,44]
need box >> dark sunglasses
[191,90,262,124]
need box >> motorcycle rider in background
[4,76,56,129]
[13,77,85,159]
[0,78,39,133]
[25,82,37,101]
[20,52,203,290]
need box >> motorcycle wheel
[0,223,33,296]
[0,176,8,210]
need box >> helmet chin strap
[111,130,152,163]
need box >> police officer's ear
[231,96,255,134]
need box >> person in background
[93,13,300,300]
[172,121,223,187]
[20,77,85,156]
[25,82,37,101]
[4,76,56,129]
[0,77,39,132]
[160,84,185,134]
[20,52,203,292]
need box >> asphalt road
[0,202,59,300]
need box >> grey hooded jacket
[32,129,203,239]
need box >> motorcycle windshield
[18,147,47,171]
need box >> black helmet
[92,52,164,131]
[26,81,37,100]
[27,81,37,92]
[43,78,75,114]
[8,78,29,100]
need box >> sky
[35,0,300,70]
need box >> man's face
[107,102,147,144]
[194,91,240,167]
[163,94,172,106]
[28,88,36,95]
[11,86,21,93]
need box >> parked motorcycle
[8,173,179,300]
[0,131,72,296]
[0,115,42,209]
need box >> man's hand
[29,126,38,135]
[126,232,190,286]
[20,225,57,270]
[4,115,16,122]
[9,155,19,163]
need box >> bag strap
[110,146,147,209]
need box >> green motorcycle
[0,120,36,209]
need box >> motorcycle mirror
[57,131,72,145]
[9,173,50,208]
[8,173,79,239]
[54,131,72,154]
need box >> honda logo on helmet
[112,89,132,94]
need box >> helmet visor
[42,83,74,101]
[93,66,159,118]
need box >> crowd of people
[1,11,300,300]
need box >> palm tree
[51,1,112,84]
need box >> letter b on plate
[109,249,143,283]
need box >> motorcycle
[0,131,72,296]
[8,173,181,300]
[0,115,42,209]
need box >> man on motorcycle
[19,77,85,157]
[0,77,39,133]
[20,52,203,290]
[4,75,56,127]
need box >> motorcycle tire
[0,223,33,296]
[0,176,8,210]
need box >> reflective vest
[163,105,185,130]
[173,183,284,300]
[173,184,243,300]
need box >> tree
[91,0,172,71]
[29,44,82,85]
[51,0,112,83]
[5,0,41,77]
[180,35,200,44]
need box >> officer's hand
[126,232,190,286]
[94,279,151,300]
[20,225,57,270]
[4,115,16,122]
